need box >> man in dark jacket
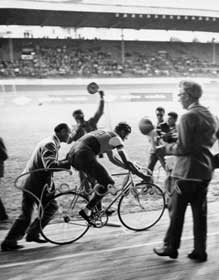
[153,80,217,262]
[0,137,8,221]
[1,123,71,251]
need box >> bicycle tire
[118,182,165,231]
[40,191,89,245]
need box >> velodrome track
[0,78,219,279]
[0,201,219,280]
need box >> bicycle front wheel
[40,191,89,245]
[118,182,165,231]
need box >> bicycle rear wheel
[40,191,89,245]
[118,182,165,231]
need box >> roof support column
[121,29,125,65]
[8,38,14,63]
[212,37,216,64]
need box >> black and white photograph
[0,0,219,279]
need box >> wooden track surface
[0,201,219,280]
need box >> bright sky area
[33,0,219,10]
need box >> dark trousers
[5,191,58,241]
[0,178,8,219]
[0,197,8,219]
[79,170,96,195]
[164,179,208,253]
[72,148,114,210]
[147,152,166,173]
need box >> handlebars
[111,163,152,182]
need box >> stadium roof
[1,0,219,32]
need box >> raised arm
[90,91,105,124]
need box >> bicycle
[38,166,166,245]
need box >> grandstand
[1,8,219,278]
[0,38,219,78]
[0,0,219,79]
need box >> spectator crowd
[0,39,218,78]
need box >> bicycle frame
[73,167,155,215]
[39,168,165,244]
[101,171,135,213]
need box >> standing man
[147,107,166,174]
[161,112,178,143]
[0,137,9,222]
[155,107,166,137]
[161,112,178,200]
[153,80,217,262]
[1,123,71,251]
[68,90,104,143]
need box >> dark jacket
[0,137,8,178]
[165,103,217,181]
[70,98,104,142]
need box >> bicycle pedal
[105,209,116,216]
[107,184,118,195]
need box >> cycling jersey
[67,129,120,190]
[78,130,124,155]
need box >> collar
[53,134,61,149]
[188,102,200,110]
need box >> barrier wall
[0,77,218,106]
[0,77,219,85]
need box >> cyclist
[67,122,146,224]
[67,90,105,197]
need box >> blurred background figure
[68,85,104,144]
[146,107,166,174]
[0,137,9,222]
[68,83,105,197]
[160,111,178,143]
[155,107,166,137]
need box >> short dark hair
[72,109,83,117]
[168,112,178,121]
[179,80,202,99]
[54,123,69,133]
[156,107,165,113]
[115,122,132,134]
